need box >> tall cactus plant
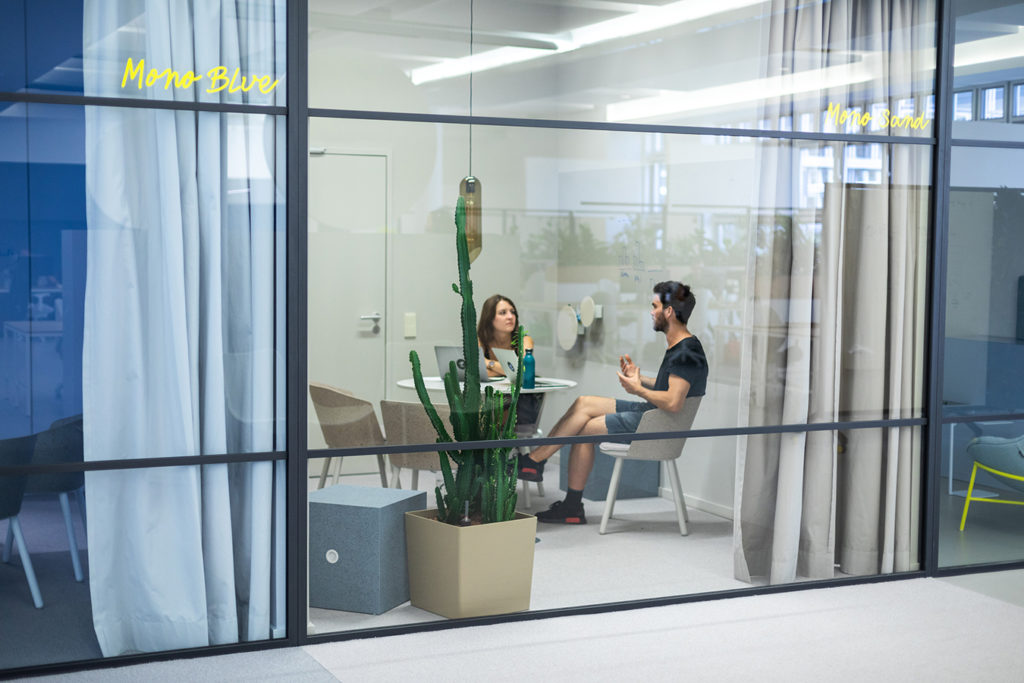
[409,196,524,525]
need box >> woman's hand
[485,357,506,377]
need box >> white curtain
[82,1,284,655]
[734,0,931,584]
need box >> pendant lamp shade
[460,175,482,262]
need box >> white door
[307,152,388,453]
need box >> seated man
[517,281,708,524]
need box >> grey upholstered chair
[0,433,43,608]
[959,435,1024,530]
[309,383,388,488]
[597,397,702,536]
[380,400,452,489]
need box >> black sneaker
[536,500,587,525]
[517,452,546,482]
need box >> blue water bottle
[523,348,535,389]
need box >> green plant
[409,196,524,525]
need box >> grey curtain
[734,0,932,584]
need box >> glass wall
[0,461,286,671]
[309,0,936,137]
[939,0,1024,570]
[305,0,934,630]
[939,145,1024,568]
[0,1,288,673]
[951,0,1024,141]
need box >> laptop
[434,345,497,382]
[492,348,523,378]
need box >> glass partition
[309,0,936,137]
[0,460,286,671]
[304,115,929,633]
[952,0,1024,140]
[306,422,920,635]
[944,147,1024,418]
[306,119,930,457]
[0,0,286,107]
[938,417,1024,568]
[0,103,286,452]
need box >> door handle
[360,312,382,334]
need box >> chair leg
[75,487,87,539]
[59,492,84,582]
[10,517,43,609]
[317,457,332,489]
[536,481,545,497]
[960,462,979,531]
[376,454,388,487]
[332,457,344,486]
[521,478,532,508]
[391,465,401,488]
[411,469,420,490]
[667,460,689,536]
[599,457,625,535]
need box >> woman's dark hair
[477,294,520,357]
[653,281,696,323]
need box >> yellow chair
[959,435,1024,531]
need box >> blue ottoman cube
[309,484,426,614]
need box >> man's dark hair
[653,281,696,324]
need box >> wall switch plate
[404,312,416,338]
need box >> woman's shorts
[604,399,655,434]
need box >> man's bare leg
[536,415,608,524]
[527,396,616,463]
[565,414,608,489]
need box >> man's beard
[653,315,667,333]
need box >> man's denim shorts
[604,399,654,434]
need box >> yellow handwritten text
[121,59,280,94]
[826,101,927,131]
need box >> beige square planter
[405,509,537,619]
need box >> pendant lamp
[461,0,482,262]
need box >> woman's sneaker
[517,452,545,482]
[536,500,587,524]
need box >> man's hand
[617,361,643,396]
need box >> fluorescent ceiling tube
[410,0,768,85]
[606,59,878,122]
[954,28,1024,67]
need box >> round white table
[396,377,577,394]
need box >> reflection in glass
[0,461,285,671]
[953,90,974,121]
[82,0,286,106]
[953,2,1024,139]
[981,86,1005,120]
[310,0,935,135]
[945,148,1024,417]
[1014,83,1024,118]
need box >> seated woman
[477,294,542,430]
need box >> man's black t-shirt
[653,335,708,396]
